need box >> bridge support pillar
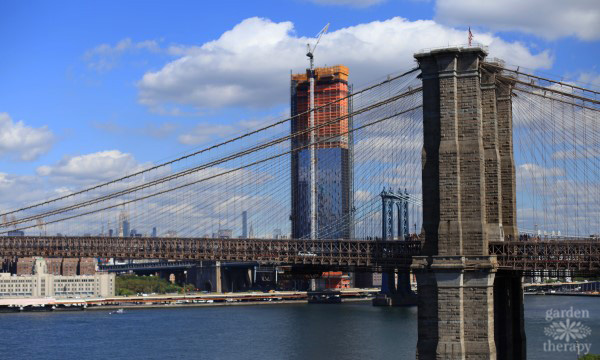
[493,271,526,360]
[413,258,497,359]
[373,270,417,306]
[215,261,222,293]
[414,46,521,359]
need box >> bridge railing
[490,240,600,274]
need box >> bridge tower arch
[412,47,525,360]
[381,188,410,240]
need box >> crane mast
[306,23,329,240]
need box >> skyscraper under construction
[290,65,353,239]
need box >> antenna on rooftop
[305,22,329,240]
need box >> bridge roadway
[0,236,599,274]
[98,260,260,272]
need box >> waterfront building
[0,258,115,299]
[290,65,353,239]
[315,271,352,290]
[16,257,97,276]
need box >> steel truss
[0,236,421,272]
[1,237,599,274]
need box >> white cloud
[179,124,237,145]
[178,114,284,145]
[306,0,385,7]
[0,113,55,161]
[36,150,149,183]
[137,16,552,112]
[355,190,374,202]
[84,38,161,71]
[517,163,564,179]
[577,72,600,92]
[435,0,600,41]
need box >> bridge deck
[0,236,598,274]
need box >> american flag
[468,27,473,46]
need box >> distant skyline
[1,0,599,220]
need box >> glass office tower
[290,65,353,239]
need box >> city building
[315,271,352,289]
[7,230,24,236]
[290,65,353,239]
[15,257,97,276]
[214,229,233,239]
[122,220,130,238]
[242,211,248,238]
[151,227,157,238]
[16,257,35,275]
[0,258,115,299]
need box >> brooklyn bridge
[1,46,599,359]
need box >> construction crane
[306,23,329,70]
[305,23,329,240]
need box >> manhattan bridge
[1,46,599,359]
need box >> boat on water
[109,308,125,315]
[307,290,342,304]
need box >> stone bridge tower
[412,47,524,360]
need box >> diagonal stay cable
[1,67,420,218]
[3,87,422,228]
[1,104,423,234]
[485,63,600,96]
[513,87,600,113]
[497,75,600,106]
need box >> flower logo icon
[544,318,592,342]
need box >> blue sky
[1,0,599,232]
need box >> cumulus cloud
[517,163,564,179]
[178,113,285,145]
[84,38,161,71]
[36,150,149,183]
[0,173,46,211]
[435,0,600,41]
[0,113,55,161]
[306,0,385,7]
[137,17,552,112]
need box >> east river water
[1,296,598,359]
